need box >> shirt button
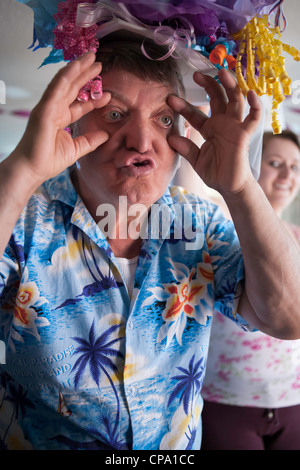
[127,320,134,330]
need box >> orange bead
[209,44,227,65]
[226,55,236,69]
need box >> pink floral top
[202,311,300,407]
[202,223,300,408]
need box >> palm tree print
[168,355,205,414]
[79,233,120,296]
[71,320,124,448]
[168,355,205,449]
[0,371,11,408]
[0,380,35,448]
[56,231,122,309]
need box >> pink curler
[90,76,103,99]
[77,88,90,102]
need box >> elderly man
[0,37,299,450]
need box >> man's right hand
[0,51,111,258]
[10,51,111,187]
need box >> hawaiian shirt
[0,169,248,450]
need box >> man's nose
[125,117,153,154]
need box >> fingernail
[77,89,90,102]
[90,76,103,99]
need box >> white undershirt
[116,256,139,298]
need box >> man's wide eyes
[158,115,173,127]
[101,109,173,127]
[104,110,122,121]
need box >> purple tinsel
[16,0,281,66]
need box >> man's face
[74,68,181,209]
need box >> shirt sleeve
[205,203,255,331]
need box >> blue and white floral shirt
[0,169,248,450]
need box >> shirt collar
[156,186,173,208]
[43,168,78,207]
[42,169,178,258]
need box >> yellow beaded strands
[234,14,300,134]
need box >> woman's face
[258,136,300,215]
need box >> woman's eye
[158,115,173,128]
[269,160,280,168]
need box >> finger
[217,68,245,121]
[67,58,103,101]
[168,95,208,133]
[242,90,262,135]
[193,71,227,116]
[43,52,102,104]
[72,130,110,161]
[168,134,200,167]
[69,91,111,125]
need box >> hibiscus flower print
[15,282,43,323]
[12,269,49,346]
[143,256,214,347]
